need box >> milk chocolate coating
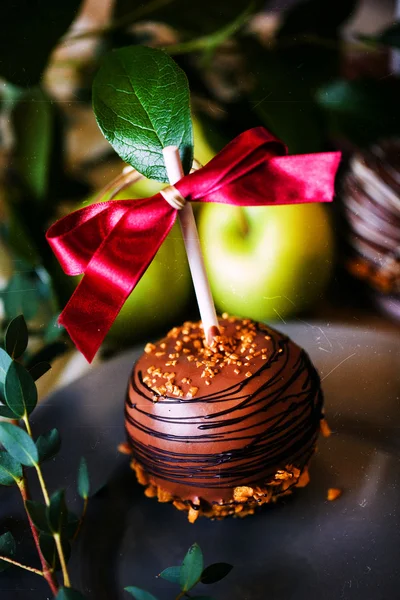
[125,318,323,504]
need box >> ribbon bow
[47,127,341,362]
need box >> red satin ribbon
[47,127,341,362]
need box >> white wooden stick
[162,146,220,343]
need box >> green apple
[71,115,219,347]
[198,203,334,322]
[95,186,192,346]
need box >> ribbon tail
[58,195,176,362]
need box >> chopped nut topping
[142,316,275,398]
[327,488,342,501]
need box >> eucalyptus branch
[0,555,44,576]
[22,414,50,505]
[17,477,59,596]
[64,0,177,43]
[72,497,88,542]
[165,3,254,57]
[21,413,71,588]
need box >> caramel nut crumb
[327,488,342,501]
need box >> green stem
[64,0,177,42]
[22,414,71,589]
[23,415,50,505]
[237,207,249,236]
[54,534,71,588]
[165,3,253,56]
[0,555,44,576]
[72,496,88,542]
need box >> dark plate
[1,323,399,600]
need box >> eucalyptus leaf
[0,347,12,396]
[316,78,400,143]
[4,315,28,359]
[0,405,16,419]
[0,531,16,572]
[0,451,23,485]
[359,22,400,49]
[36,428,61,462]
[4,361,38,418]
[25,500,51,534]
[93,46,193,182]
[65,511,80,540]
[77,457,90,499]
[201,562,233,584]
[0,0,83,86]
[180,543,204,592]
[30,361,52,382]
[47,490,68,534]
[0,421,38,466]
[39,533,59,571]
[246,41,324,153]
[12,88,53,202]
[44,316,64,344]
[159,565,181,584]
[56,587,87,600]
[2,273,40,321]
[40,533,71,572]
[124,587,159,600]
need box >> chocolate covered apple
[47,47,340,522]
[124,315,323,522]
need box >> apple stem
[237,207,249,237]
[162,146,220,344]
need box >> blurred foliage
[0,0,398,353]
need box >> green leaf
[4,315,28,359]
[0,532,16,572]
[359,22,400,50]
[47,490,67,534]
[30,361,52,382]
[25,500,51,534]
[159,565,181,584]
[0,0,83,87]
[44,316,64,344]
[56,587,87,600]
[40,533,71,572]
[180,543,204,592]
[201,563,233,584]
[12,88,53,202]
[124,587,159,600]
[114,0,261,36]
[64,511,80,540]
[316,78,400,144]
[36,429,61,462]
[0,451,22,485]
[0,405,16,419]
[0,421,38,466]
[2,273,40,321]
[93,46,193,183]
[0,347,12,397]
[77,457,90,499]
[4,361,38,418]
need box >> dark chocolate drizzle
[125,320,323,501]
